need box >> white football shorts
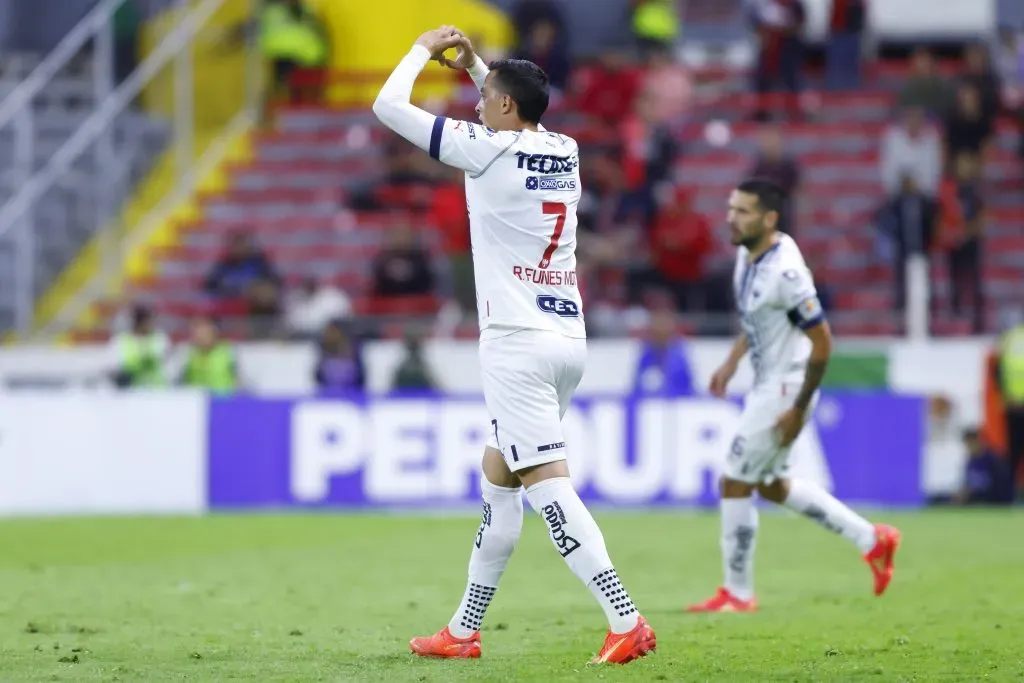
[480,329,586,472]
[724,381,820,484]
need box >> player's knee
[756,478,789,503]
[482,447,520,489]
[720,476,755,498]
[516,459,571,489]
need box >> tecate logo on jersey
[525,177,577,192]
[514,151,578,174]
[537,295,580,318]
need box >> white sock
[525,477,639,634]
[447,477,523,638]
[721,497,758,601]
[784,478,877,554]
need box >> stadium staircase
[0,52,171,334]
[65,60,1024,343]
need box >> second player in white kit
[687,179,902,614]
[372,26,655,664]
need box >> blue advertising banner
[207,394,925,508]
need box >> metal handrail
[0,0,125,131]
[0,0,224,242]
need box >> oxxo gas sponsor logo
[525,177,577,192]
[288,398,834,504]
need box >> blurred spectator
[944,83,994,164]
[391,329,437,391]
[632,310,695,396]
[638,43,694,125]
[630,0,680,58]
[259,0,329,108]
[109,305,169,389]
[248,278,284,340]
[618,89,680,226]
[637,186,712,311]
[938,153,985,332]
[514,18,571,94]
[179,316,239,394]
[511,0,568,52]
[371,227,436,298]
[880,107,942,197]
[383,135,441,187]
[578,50,642,126]
[749,0,807,121]
[825,0,867,90]
[314,320,365,392]
[285,276,352,340]
[961,42,1001,125]
[876,174,938,312]
[897,48,952,118]
[431,168,475,314]
[956,428,1013,505]
[204,232,281,300]
[996,314,1024,495]
[749,124,800,236]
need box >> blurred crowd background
[1,1,1024,502]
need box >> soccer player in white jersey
[687,178,902,613]
[372,26,656,664]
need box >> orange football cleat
[589,615,656,664]
[864,523,901,596]
[685,587,758,613]
[409,626,481,659]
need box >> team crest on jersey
[798,297,822,319]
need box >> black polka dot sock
[449,583,497,638]
[589,568,639,634]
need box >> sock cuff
[524,476,572,498]
[480,476,522,498]
[783,478,810,507]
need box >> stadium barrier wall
[0,391,207,516]
[0,391,925,516]
[207,394,924,510]
[0,338,993,418]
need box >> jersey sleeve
[778,265,825,330]
[431,117,518,175]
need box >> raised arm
[374,28,517,175]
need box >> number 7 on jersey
[539,202,567,269]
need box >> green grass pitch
[1,509,1022,681]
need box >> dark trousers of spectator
[1007,407,1024,496]
[892,249,910,312]
[753,39,804,120]
[948,238,984,332]
[825,30,862,90]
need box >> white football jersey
[429,117,586,340]
[732,233,824,386]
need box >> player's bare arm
[710,333,749,397]
[775,320,832,446]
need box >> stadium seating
[64,58,1023,342]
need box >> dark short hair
[487,59,550,125]
[736,177,786,218]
